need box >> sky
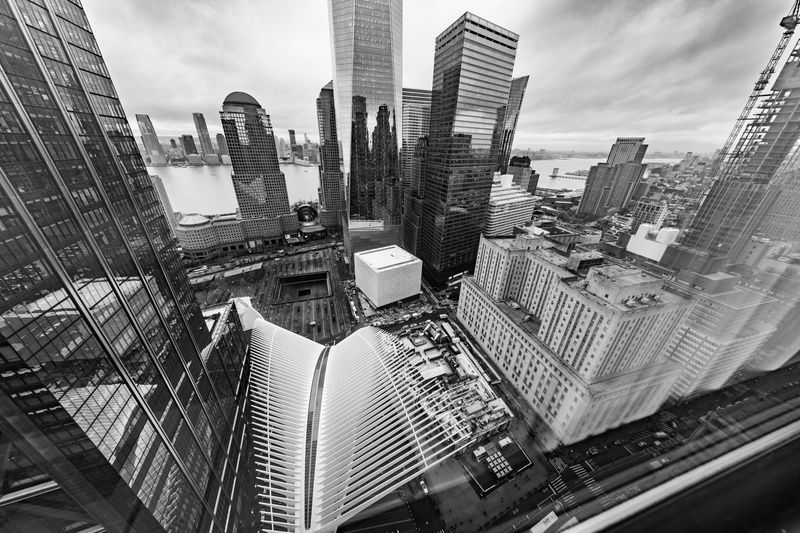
[83,0,792,153]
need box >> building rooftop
[178,213,211,227]
[355,245,420,271]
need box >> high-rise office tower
[419,12,519,284]
[577,137,648,218]
[328,0,403,254]
[401,88,432,186]
[496,75,529,174]
[192,112,215,156]
[136,113,166,158]
[606,136,648,166]
[220,92,290,238]
[181,133,198,155]
[316,81,346,219]
[665,47,800,273]
[170,138,178,149]
[0,2,253,530]
[216,132,229,155]
[288,128,297,147]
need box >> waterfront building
[316,81,346,221]
[170,138,178,148]
[220,91,292,241]
[193,112,215,156]
[578,138,648,218]
[242,299,509,532]
[484,174,536,237]
[496,76,529,174]
[150,174,178,235]
[181,133,199,155]
[507,155,538,194]
[216,132,229,155]
[0,2,254,529]
[457,236,692,444]
[328,0,403,255]
[401,88,432,186]
[354,245,422,307]
[419,13,520,284]
[136,113,166,160]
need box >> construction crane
[709,0,800,179]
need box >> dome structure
[177,213,211,227]
[223,91,259,107]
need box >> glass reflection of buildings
[419,12,519,284]
[327,0,403,256]
[0,1,254,531]
[497,75,529,174]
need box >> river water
[152,158,680,215]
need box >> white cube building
[354,245,422,307]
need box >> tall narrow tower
[496,75,529,174]
[419,12,519,284]
[136,113,166,158]
[317,81,346,219]
[328,0,403,254]
[0,2,253,530]
[192,112,215,157]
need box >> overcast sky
[83,0,790,153]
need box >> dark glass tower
[419,12,519,284]
[192,112,214,157]
[496,75,529,174]
[577,137,648,218]
[316,81,346,220]
[0,1,252,531]
[216,132,228,156]
[328,0,403,255]
[180,134,198,155]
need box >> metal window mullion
[6,0,232,492]
[42,0,231,423]
[0,20,225,533]
[36,0,234,450]
[0,165,207,532]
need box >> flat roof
[355,245,420,271]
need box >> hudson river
[152,158,679,215]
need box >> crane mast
[709,0,800,180]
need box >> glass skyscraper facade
[220,91,290,239]
[419,12,519,284]
[316,80,346,220]
[0,1,252,530]
[327,0,403,255]
[400,87,431,187]
[193,112,214,157]
[496,75,528,174]
[181,133,198,155]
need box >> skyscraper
[401,88,432,186]
[192,112,215,156]
[316,81,346,220]
[577,137,648,218]
[0,2,253,530]
[664,47,800,273]
[151,174,178,235]
[136,113,166,158]
[328,0,403,254]
[496,75,529,174]
[216,132,229,155]
[220,91,291,239]
[419,12,519,284]
[181,133,199,155]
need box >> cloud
[84,0,791,152]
